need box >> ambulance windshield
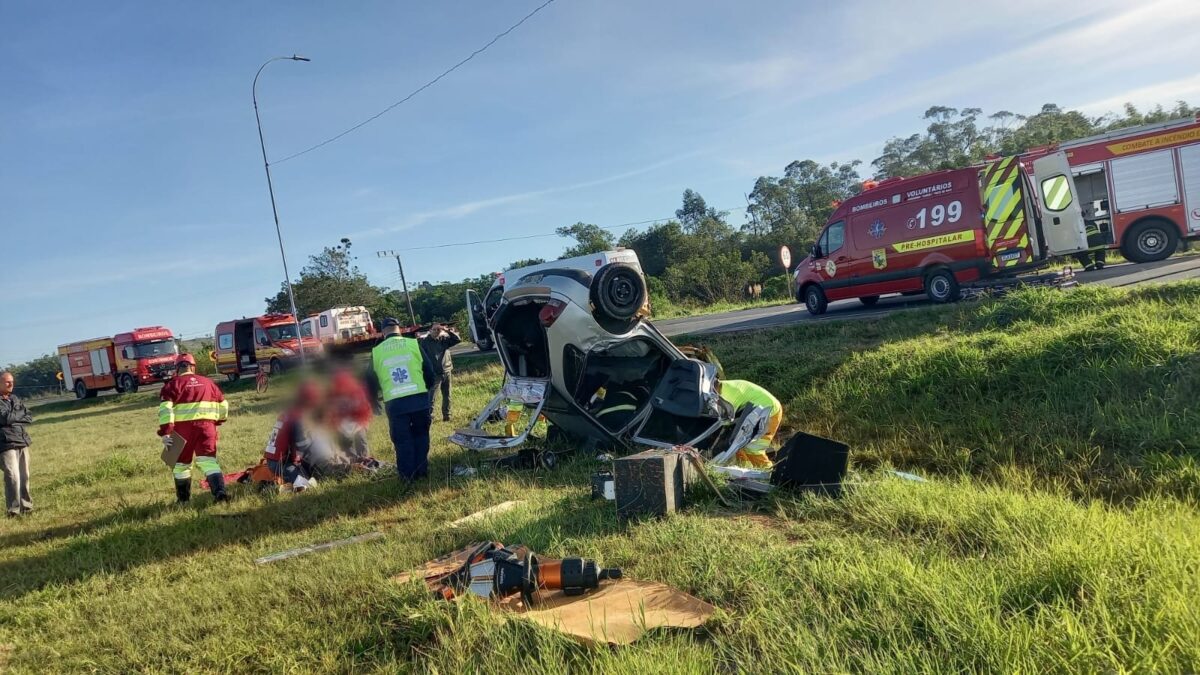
[266,324,300,341]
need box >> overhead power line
[388,206,748,252]
[273,0,559,165]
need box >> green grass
[1,283,1198,672]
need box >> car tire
[924,268,961,303]
[591,263,647,322]
[270,358,283,375]
[119,373,138,394]
[859,295,880,307]
[226,373,240,383]
[804,285,828,316]
[1121,219,1178,263]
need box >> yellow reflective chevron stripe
[158,400,174,426]
[172,401,226,422]
[173,462,191,480]
[1041,175,1072,211]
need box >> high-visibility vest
[372,336,428,402]
[718,380,782,417]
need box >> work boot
[174,478,192,504]
[207,473,229,503]
[745,453,774,470]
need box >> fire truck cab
[795,154,1089,314]
[1020,115,1200,263]
[58,326,178,399]
[213,314,322,381]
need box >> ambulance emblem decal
[872,248,887,270]
[824,259,837,277]
[868,219,886,239]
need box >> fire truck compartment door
[465,289,488,346]
[1033,152,1089,255]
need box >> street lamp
[377,250,417,327]
[253,54,310,365]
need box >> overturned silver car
[450,256,774,477]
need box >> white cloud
[1072,73,1200,117]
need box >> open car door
[1033,151,1089,256]
[464,289,493,351]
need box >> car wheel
[1122,219,1178,263]
[924,268,961,303]
[270,358,283,375]
[859,295,880,307]
[74,380,88,400]
[591,263,647,322]
[120,373,138,394]
[226,373,239,383]
[804,285,828,316]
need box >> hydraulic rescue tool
[434,542,622,605]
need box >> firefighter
[158,353,230,503]
[367,318,436,481]
[1073,204,1108,271]
[715,379,783,469]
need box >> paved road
[454,254,1200,353]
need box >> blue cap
[381,317,402,328]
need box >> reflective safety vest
[158,373,229,427]
[718,379,782,418]
[372,336,428,402]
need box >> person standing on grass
[367,318,436,481]
[420,323,461,422]
[0,371,34,517]
[158,354,230,504]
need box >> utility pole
[253,54,310,364]
[377,250,417,326]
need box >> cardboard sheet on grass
[392,543,715,645]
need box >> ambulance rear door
[1033,151,1089,255]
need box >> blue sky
[4,0,1200,365]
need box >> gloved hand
[161,435,174,451]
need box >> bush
[761,274,792,301]
[663,251,763,304]
[188,342,216,375]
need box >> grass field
[1,283,1198,672]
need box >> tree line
[7,100,1195,383]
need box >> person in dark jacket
[367,318,437,481]
[420,323,461,422]
[0,371,34,517]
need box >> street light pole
[253,54,310,365]
[377,250,417,326]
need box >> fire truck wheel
[1122,219,1178,263]
[591,263,647,322]
[804,285,828,316]
[119,373,138,394]
[924,268,961,303]
[74,380,88,400]
[859,295,880,307]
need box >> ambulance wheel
[859,295,880,307]
[270,358,283,375]
[1122,219,1177,263]
[924,268,961,303]
[591,263,647,322]
[226,373,240,383]
[804,285,828,316]
[119,373,138,394]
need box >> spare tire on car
[590,263,647,322]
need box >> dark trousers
[386,405,432,480]
[430,372,452,420]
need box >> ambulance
[795,153,1088,314]
[212,314,322,381]
[1020,115,1200,262]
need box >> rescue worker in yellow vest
[1073,202,1108,271]
[715,379,783,469]
[366,318,437,481]
[158,354,230,503]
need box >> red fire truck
[795,152,1088,314]
[1020,115,1200,262]
[58,326,178,399]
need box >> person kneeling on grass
[328,368,378,468]
[714,378,783,470]
[258,380,354,491]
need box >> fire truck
[1020,115,1200,262]
[58,326,178,399]
[795,152,1088,314]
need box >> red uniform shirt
[158,373,228,435]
